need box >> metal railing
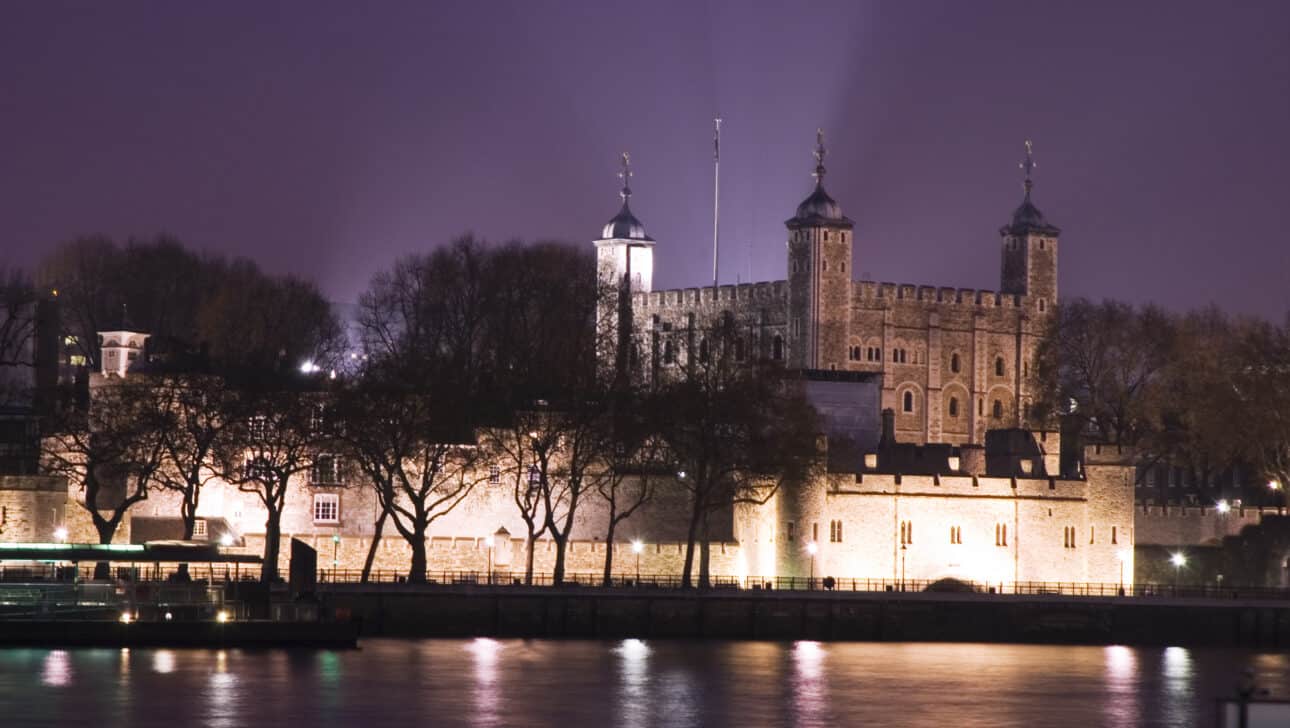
[314,569,1290,601]
[0,581,238,620]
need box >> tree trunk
[261,513,281,583]
[524,531,538,585]
[602,521,618,586]
[178,497,196,581]
[361,507,389,583]
[698,515,712,589]
[552,534,568,585]
[681,498,703,588]
[93,517,118,580]
[407,522,428,584]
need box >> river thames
[2,640,1287,727]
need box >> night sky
[2,1,1288,317]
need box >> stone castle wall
[0,475,66,542]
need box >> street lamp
[1215,500,1230,514]
[1116,549,1130,594]
[806,541,818,588]
[331,533,340,572]
[54,526,68,542]
[485,535,496,585]
[632,540,644,583]
[900,543,908,591]
[1170,552,1186,590]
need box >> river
[2,640,1287,726]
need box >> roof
[601,200,653,241]
[786,183,855,229]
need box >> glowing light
[299,360,320,374]
[1170,553,1186,568]
[164,611,173,621]
[215,610,231,623]
[631,540,644,554]
[484,535,494,549]
[1215,500,1230,514]
[219,533,234,547]
[676,470,686,479]
[41,650,72,687]
[1269,480,1281,491]
[153,650,175,674]
[119,612,133,624]
[806,541,818,556]
[1116,549,1131,562]
[53,527,68,542]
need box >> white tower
[594,153,655,380]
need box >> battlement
[853,281,1026,309]
[635,280,788,310]
[841,471,1087,501]
[1084,443,1134,466]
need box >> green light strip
[0,543,145,553]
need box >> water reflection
[791,641,828,727]
[3,641,1287,727]
[616,639,651,728]
[40,649,71,687]
[468,637,501,728]
[1102,646,1140,726]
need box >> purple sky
[3,1,1288,317]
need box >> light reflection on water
[1,640,1286,727]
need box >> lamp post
[1116,549,1129,595]
[1170,552,1186,592]
[806,541,817,588]
[632,540,644,584]
[331,533,340,575]
[900,543,907,591]
[485,535,495,585]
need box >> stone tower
[594,153,655,382]
[786,131,855,370]
[999,140,1060,307]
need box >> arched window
[849,346,860,361]
[903,390,914,413]
[772,335,784,361]
[950,352,961,374]
[948,397,959,418]
[995,357,1005,376]
[992,399,1003,418]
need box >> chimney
[959,445,986,476]
[879,408,896,448]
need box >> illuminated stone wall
[0,475,66,543]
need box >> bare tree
[481,423,547,584]
[334,380,484,583]
[212,388,318,582]
[596,406,662,585]
[152,374,228,578]
[653,311,820,588]
[42,379,169,577]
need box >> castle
[597,135,1057,447]
[3,135,1148,589]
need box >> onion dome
[1000,140,1061,237]
[601,152,653,241]
[786,129,854,229]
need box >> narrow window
[772,336,784,361]
[978,399,984,416]
[948,397,959,418]
[840,262,846,273]
[1002,524,1007,546]
[950,352,960,373]
[812,522,819,542]
[1112,526,1118,545]
[903,390,914,413]
[1090,526,1095,545]
[663,339,675,364]
[1038,299,1046,312]
[992,400,1003,419]
[995,357,1005,377]
[787,521,795,543]
[836,520,843,542]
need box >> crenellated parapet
[634,280,788,312]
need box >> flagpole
[712,116,722,296]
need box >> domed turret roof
[786,130,854,229]
[1000,140,1060,237]
[599,152,653,241]
[1001,196,1060,237]
[602,200,652,241]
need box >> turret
[786,130,854,370]
[1000,140,1059,309]
[594,153,655,381]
